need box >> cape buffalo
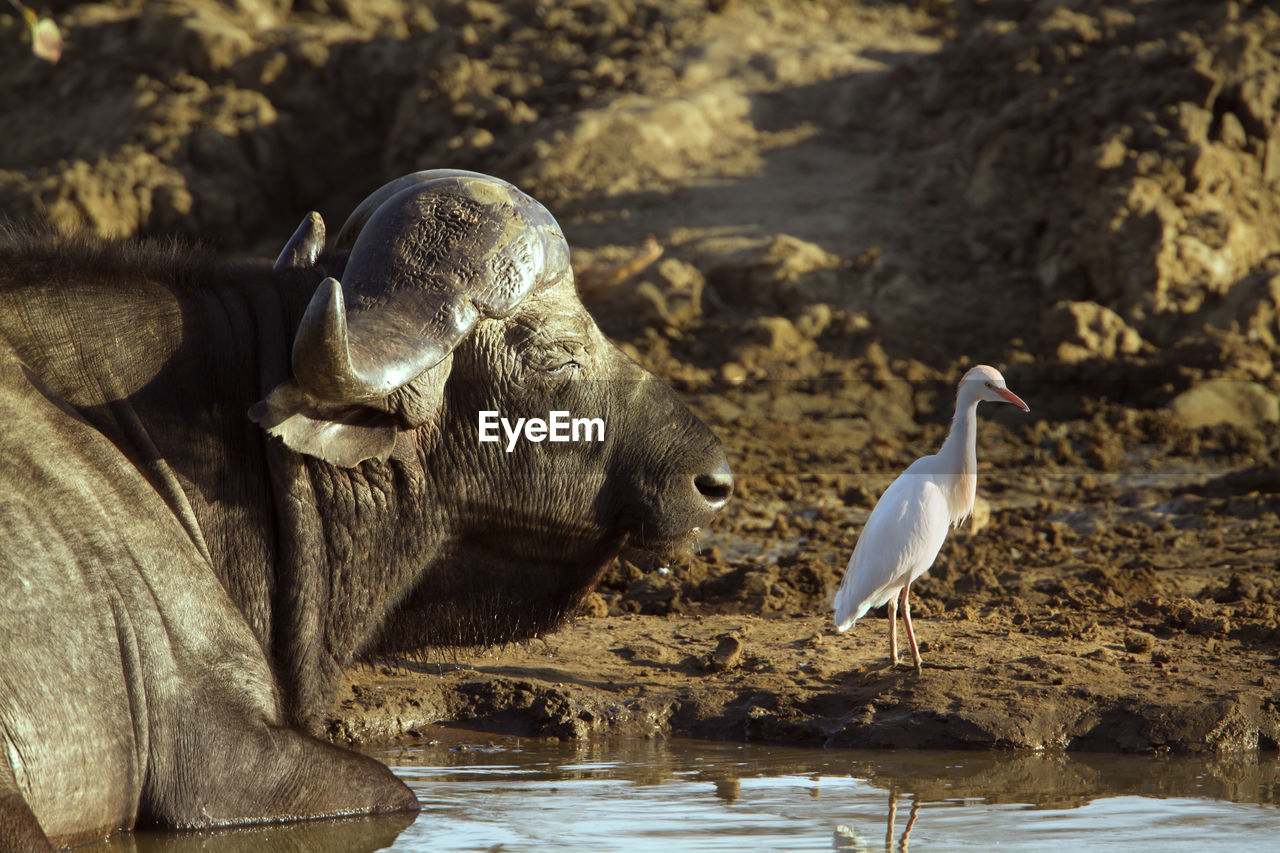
[0,170,731,849]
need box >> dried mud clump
[883,0,1280,390]
[0,0,712,249]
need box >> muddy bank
[334,610,1279,754]
[333,396,1280,753]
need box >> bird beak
[997,387,1030,412]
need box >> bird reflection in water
[886,790,920,851]
[833,789,919,852]
[714,777,740,802]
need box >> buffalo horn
[274,211,326,271]
[291,173,571,403]
[333,169,490,252]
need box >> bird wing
[833,460,952,632]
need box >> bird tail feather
[833,582,899,632]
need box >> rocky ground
[4,0,1279,753]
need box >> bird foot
[876,659,923,676]
[870,659,916,675]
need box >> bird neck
[936,393,979,524]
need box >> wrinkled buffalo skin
[0,229,728,848]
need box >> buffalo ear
[249,380,398,468]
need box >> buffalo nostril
[694,459,733,508]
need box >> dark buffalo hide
[0,173,730,849]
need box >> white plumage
[833,458,953,630]
[833,365,1029,671]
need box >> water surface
[94,730,1280,851]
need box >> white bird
[833,365,1029,672]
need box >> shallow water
[94,730,1280,851]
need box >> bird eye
[984,381,993,389]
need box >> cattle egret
[833,365,1029,672]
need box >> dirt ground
[5,0,1279,753]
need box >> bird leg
[887,590,900,666]
[886,789,898,851]
[900,796,920,851]
[902,583,922,674]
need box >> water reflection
[831,791,918,852]
[886,790,919,851]
[89,812,415,852]
[852,749,1280,808]
[714,777,740,802]
[75,732,1280,851]
[373,732,1280,851]
[376,732,1280,805]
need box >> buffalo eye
[523,340,586,377]
[521,350,582,383]
[542,360,579,375]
